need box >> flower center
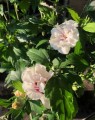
[34,82,40,92]
[60,34,67,41]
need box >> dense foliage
[0,0,95,120]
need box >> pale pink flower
[49,20,79,54]
[22,64,53,108]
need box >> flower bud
[14,90,25,97]
[12,101,21,109]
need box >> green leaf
[52,58,60,68]
[0,62,12,73]
[31,0,40,12]
[83,23,95,33]
[67,72,83,85]
[7,109,23,120]
[60,113,65,120]
[13,47,21,56]
[27,48,50,64]
[15,58,29,72]
[39,5,56,25]
[12,80,24,93]
[60,53,89,72]
[29,100,45,114]
[0,68,6,73]
[36,39,47,48]
[63,90,78,120]
[74,40,83,55]
[32,115,41,120]
[9,0,17,3]
[45,77,78,120]
[0,20,5,29]
[67,8,80,22]
[5,70,21,86]
[46,113,55,120]
[80,58,89,66]
[0,98,11,108]
[19,0,30,13]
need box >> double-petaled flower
[49,20,79,54]
[22,64,53,109]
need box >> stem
[6,0,10,21]
[3,13,8,21]
[29,113,32,120]
[14,3,19,20]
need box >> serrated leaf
[5,70,21,86]
[12,80,24,93]
[60,53,89,72]
[29,100,45,114]
[46,113,55,120]
[39,4,56,25]
[32,116,41,120]
[83,23,95,33]
[36,39,47,48]
[80,58,89,66]
[74,40,83,55]
[13,47,21,56]
[19,0,30,13]
[16,35,28,43]
[15,59,29,72]
[67,8,80,22]
[7,109,23,120]
[0,20,5,29]
[52,58,60,68]
[27,48,50,64]
[0,98,11,108]
[45,77,78,120]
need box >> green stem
[3,13,8,21]
[29,113,32,120]
[6,0,10,21]
[14,3,19,20]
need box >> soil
[76,91,95,119]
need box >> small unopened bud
[12,101,21,109]
[14,90,25,97]
[42,31,45,36]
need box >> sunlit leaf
[67,8,80,22]
[29,100,45,114]
[83,22,95,33]
[12,80,24,93]
[27,48,50,64]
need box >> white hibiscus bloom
[49,20,79,54]
[22,64,53,108]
